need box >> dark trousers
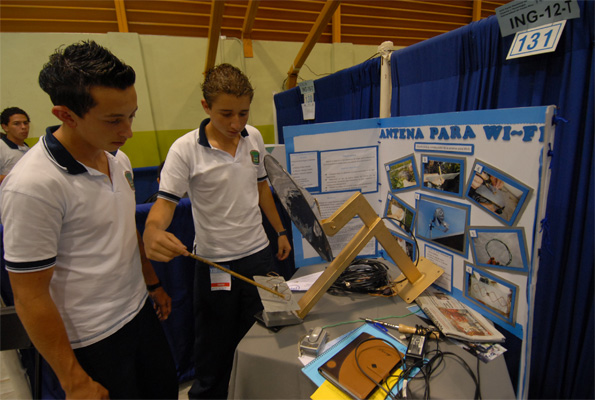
[74,299,178,399]
[189,246,275,399]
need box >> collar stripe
[197,118,249,147]
[1,135,27,149]
[42,126,87,175]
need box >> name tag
[210,266,231,291]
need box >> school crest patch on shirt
[124,171,135,191]
[250,150,260,165]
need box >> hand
[429,176,445,186]
[489,176,504,190]
[276,235,292,261]
[471,173,485,189]
[64,374,109,399]
[143,226,188,262]
[149,287,172,321]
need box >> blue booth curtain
[274,2,592,398]
[273,56,381,144]
[135,199,197,384]
[389,3,593,399]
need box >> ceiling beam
[332,4,341,43]
[242,0,260,58]
[114,0,129,32]
[472,0,482,21]
[204,0,225,75]
[285,0,341,90]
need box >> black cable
[441,351,482,400]
[302,63,332,78]
[328,259,393,296]
[364,51,381,62]
[353,337,401,400]
[400,344,441,400]
[396,338,482,400]
[382,216,420,268]
[280,51,379,92]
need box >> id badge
[210,265,231,291]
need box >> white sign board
[507,20,566,59]
[496,0,579,36]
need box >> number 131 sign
[507,20,566,60]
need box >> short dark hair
[201,63,254,107]
[1,107,30,126]
[38,40,136,117]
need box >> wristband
[276,230,287,237]
[146,281,162,292]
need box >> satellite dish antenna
[264,155,332,262]
[264,155,443,320]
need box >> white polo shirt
[0,135,29,175]
[0,126,147,349]
[158,119,269,262]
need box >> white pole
[378,41,393,118]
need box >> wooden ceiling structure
[0,0,511,88]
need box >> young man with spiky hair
[1,41,178,399]
[143,63,292,399]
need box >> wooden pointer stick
[187,253,286,299]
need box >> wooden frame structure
[296,191,443,319]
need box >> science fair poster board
[283,106,556,338]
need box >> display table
[229,263,516,399]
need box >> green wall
[1,32,391,168]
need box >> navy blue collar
[43,126,87,175]
[197,118,249,148]
[1,135,27,149]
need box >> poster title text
[379,125,544,142]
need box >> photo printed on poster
[384,154,420,193]
[464,262,519,326]
[384,192,416,236]
[420,154,466,197]
[415,193,471,257]
[465,160,533,226]
[469,226,529,272]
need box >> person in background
[0,107,31,184]
[0,40,178,399]
[143,63,292,399]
